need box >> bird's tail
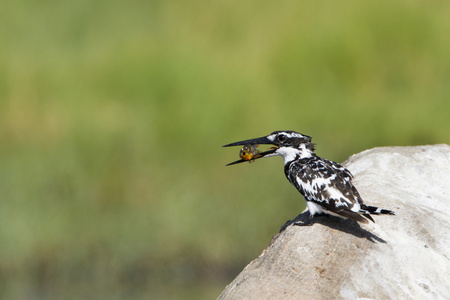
[327,205,395,224]
[363,205,396,215]
[357,205,395,223]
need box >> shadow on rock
[279,212,386,244]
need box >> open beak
[223,136,278,166]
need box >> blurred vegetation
[0,0,449,299]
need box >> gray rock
[218,145,450,300]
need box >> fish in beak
[223,135,279,166]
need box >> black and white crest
[224,130,395,223]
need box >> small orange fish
[239,144,261,162]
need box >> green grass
[1,0,450,298]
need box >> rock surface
[218,145,450,300]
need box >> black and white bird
[224,130,395,224]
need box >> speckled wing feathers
[285,156,373,223]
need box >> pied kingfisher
[224,130,395,224]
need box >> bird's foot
[293,212,329,226]
[293,219,313,226]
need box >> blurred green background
[1,0,449,299]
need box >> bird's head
[223,130,315,165]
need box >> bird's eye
[277,134,287,142]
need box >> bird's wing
[327,159,367,206]
[287,158,363,213]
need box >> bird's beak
[223,136,273,147]
[223,136,278,166]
